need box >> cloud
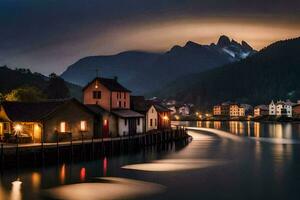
[0,0,299,74]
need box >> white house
[269,100,292,117]
[178,105,190,116]
[269,100,276,115]
[146,105,158,131]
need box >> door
[128,118,137,135]
[102,119,109,138]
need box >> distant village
[212,100,300,121]
[0,77,173,144]
[161,99,300,121]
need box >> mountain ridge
[61,35,256,94]
[154,37,300,109]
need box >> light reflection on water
[177,121,300,140]
[1,122,300,199]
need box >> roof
[85,104,109,115]
[0,98,93,122]
[111,109,144,118]
[130,96,152,113]
[83,77,131,92]
[153,104,171,112]
[255,105,268,110]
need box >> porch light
[14,124,22,133]
[163,116,169,121]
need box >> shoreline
[0,128,190,170]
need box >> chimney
[114,76,118,81]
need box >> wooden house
[0,99,95,143]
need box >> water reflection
[103,157,108,177]
[43,177,165,200]
[60,164,66,184]
[80,168,86,182]
[122,159,227,172]
[11,179,22,200]
[191,121,300,140]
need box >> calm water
[1,121,300,200]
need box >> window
[150,119,153,126]
[119,101,122,107]
[124,101,126,107]
[124,119,127,126]
[93,91,101,99]
[137,118,140,125]
[60,122,66,133]
[3,123,8,131]
[124,93,126,99]
[80,121,87,131]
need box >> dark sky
[1,0,299,75]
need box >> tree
[0,93,4,102]
[5,86,46,102]
[45,73,70,99]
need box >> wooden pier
[0,127,189,169]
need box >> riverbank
[0,128,190,169]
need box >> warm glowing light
[60,164,66,184]
[174,115,180,120]
[14,124,22,133]
[80,121,87,131]
[163,116,169,121]
[60,122,66,133]
[80,168,86,182]
[103,119,108,126]
[32,172,41,190]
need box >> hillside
[0,66,82,100]
[61,35,255,94]
[154,37,300,109]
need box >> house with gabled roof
[83,77,144,137]
[0,98,96,143]
[131,96,171,131]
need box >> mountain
[61,35,256,94]
[0,66,82,100]
[154,37,300,109]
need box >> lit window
[80,121,87,131]
[60,122,66,133]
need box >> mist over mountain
[154,37,300,109]
[61,35,255,94]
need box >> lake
[1,121,300,199]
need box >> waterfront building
[178,104,190,116]
[213,105,222,116]
[83,77,145,136]
[293,103,300,118]
[269,100,293,117]
[0,99,95,143]
[254,105,269,117]
[131,96,171,131]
